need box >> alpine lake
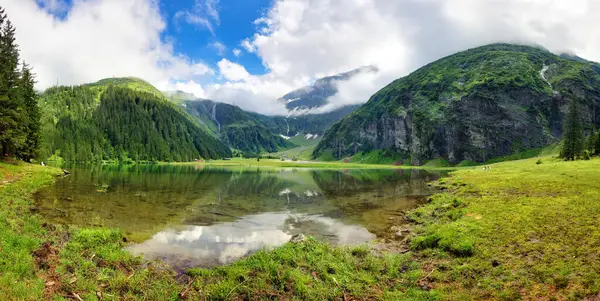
[34,164,444,270]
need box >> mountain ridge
[280,66,378,114]
[314,43,600,164]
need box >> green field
[265,134,322,160]
[408,156,600,299]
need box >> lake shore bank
[167,158,458,170]
[1,156,599,299]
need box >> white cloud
[240,38,256,53]
[210,41,227,56]
[166,80,206,99]
[175,0,220,34]
[204,0,219,23]
[2,0,213,92]
[217,59,251,81]
[203,0,600,115]
[232,48,242,57]
[204,59,310,114]
[174,10,214,33]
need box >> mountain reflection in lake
[35,165,444,269]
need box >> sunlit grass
[408,156,600,299]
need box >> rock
[391,225,412,238]
[290,234,306,243]
[62,169,71,176]
[491,260,501,267]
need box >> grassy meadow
[1,156,600,300]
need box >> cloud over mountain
[4,0,600,115]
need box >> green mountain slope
[176,96,358,155]
[314,44,600,164]
[184,100,294,154]
[39,82,232,162]
[86,77,166,99]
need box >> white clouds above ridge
[2,0,600,115]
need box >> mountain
[39,78,232,162]
[314,44,600,165]
[280,66,378,113]
[159,66,377,155]
[183,100,294,154]
[253,105,360,138]
[165,89,360,155]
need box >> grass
[187,238,437,300]
[3,154,600,299]
[266,134,322,160]
[406,156,600,299]
[347,150,407,165]
[0,162,62,299]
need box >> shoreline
[49,157,461,171]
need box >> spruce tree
[18,63,40,162]
[560,99,584,161]
[595,130,600,156]
[0,8,24,157]
[586,127,598,154]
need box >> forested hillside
[315,44,600,164]
[39,84,231,162]
[184,100,294,154]
[179,98,358,155]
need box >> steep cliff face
[314,44,600,164]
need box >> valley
[2,2,600,298]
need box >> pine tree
[0,7,24,157]
[595,130,600,156]
[18,63,40,162]
[560,99,584,161]
[586,127,598,155]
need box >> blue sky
[159,0,270,77]
[35,0,271,85]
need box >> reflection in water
[35,164,444,268]
[127,212,374,269]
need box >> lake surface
[35,164,443,269]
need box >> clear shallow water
[35,165,443,269]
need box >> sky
[1,0,600,115]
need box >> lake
[34,164,443,269]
